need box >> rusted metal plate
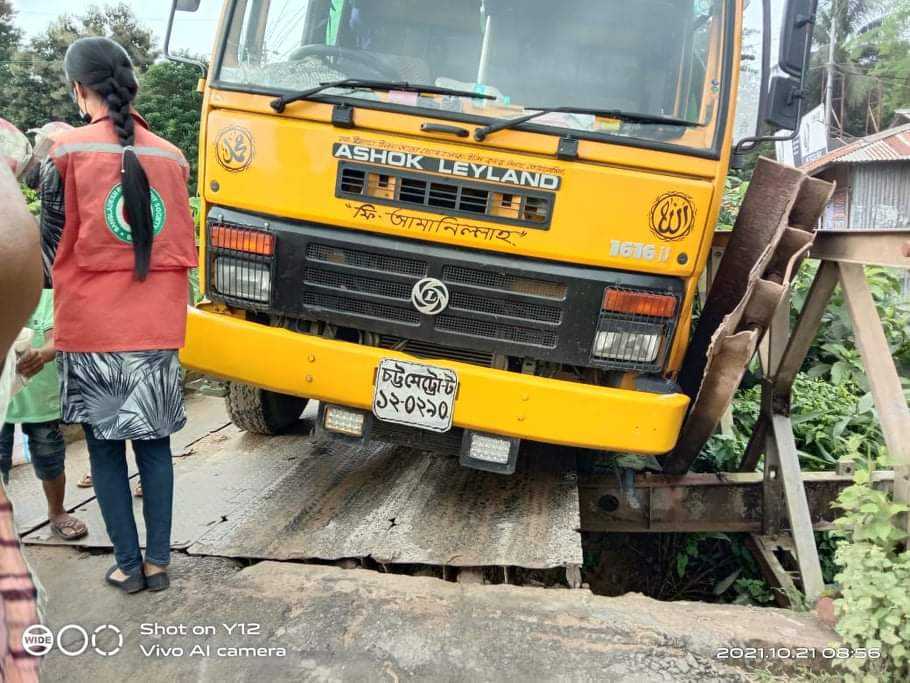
[677,159,806,404]
[189,439,582,569]
[578,471,894,533]
[666,159,834,474]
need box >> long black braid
[64,37,153,280]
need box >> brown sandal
[77,473,93,488]
[50,514,88,541]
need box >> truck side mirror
[765,75,803,131]
[779,0,818,77]
[764,0,818,132]
[165,0,207,74]
[732,0,819,163]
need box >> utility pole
[824,0,837,135]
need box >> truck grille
[306,243,427,278]
[301,240,564,350]
[302,291,421,325]
[378,337,498,367]
[337,164,553,229]
[206,207,685,370]
[449,290,561,324]
[435,314,558,348]
[442,265,567,300]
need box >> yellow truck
[168,0,817,474]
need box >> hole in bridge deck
[597,495,620,513]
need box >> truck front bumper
[180,307,690,455]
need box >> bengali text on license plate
[372,359,458,433]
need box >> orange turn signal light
[603,289,677,318]
[210,225,275,256]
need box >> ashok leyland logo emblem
[104,184,166,243]
[411,278,449,315]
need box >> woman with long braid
[40,37,197,593]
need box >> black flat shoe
[145,571,170,592]
[105,565,146,594]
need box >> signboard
[776,104,828,168]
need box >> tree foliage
[0,3,157,132]
[806,0,910,136]
[850,0,910,121]
[136,61,203,188]
[0,0,20,63]
[0,4,203,189]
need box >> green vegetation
[0,3,202,187]
[136,60,203,188]
[0,3,156,131]
[832,455,910,682]
[808,0,910,136]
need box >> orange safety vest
[49,113,198,352]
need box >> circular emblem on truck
[215,125,255,172]
[649,191,696,242]
[103,184,166,243]
[411,278,449,315]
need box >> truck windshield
[217,0,730,154]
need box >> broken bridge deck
[187,437,582,571]
[21,405,583,575]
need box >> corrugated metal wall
[848,162,910,230]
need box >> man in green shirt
[0,289,87,540]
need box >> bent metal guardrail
[578,227,910,607]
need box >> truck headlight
[593,327,662,363]
[212,257,271,303]
[590,287,679,370]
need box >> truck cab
[174,0,744,473]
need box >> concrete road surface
[28,547,837,682]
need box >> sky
[10,0,225,58]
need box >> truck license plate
[372,359,458,433]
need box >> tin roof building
[802,123,910,232]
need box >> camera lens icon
[21,623,123,657]
[21,624,54,656]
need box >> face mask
[71,86,93,124]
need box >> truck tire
[226,382,309,435]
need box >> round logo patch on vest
[103,184,166,243]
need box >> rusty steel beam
[773,260,840,398]
[578,471,894,533]
[838,262,910,541]
[768,414,824,602]
[809,229,910,269]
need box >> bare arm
[0,163,42,358]
[16,329,54,379]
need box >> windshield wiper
[473,106,701,141]
[270,79,495,113]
